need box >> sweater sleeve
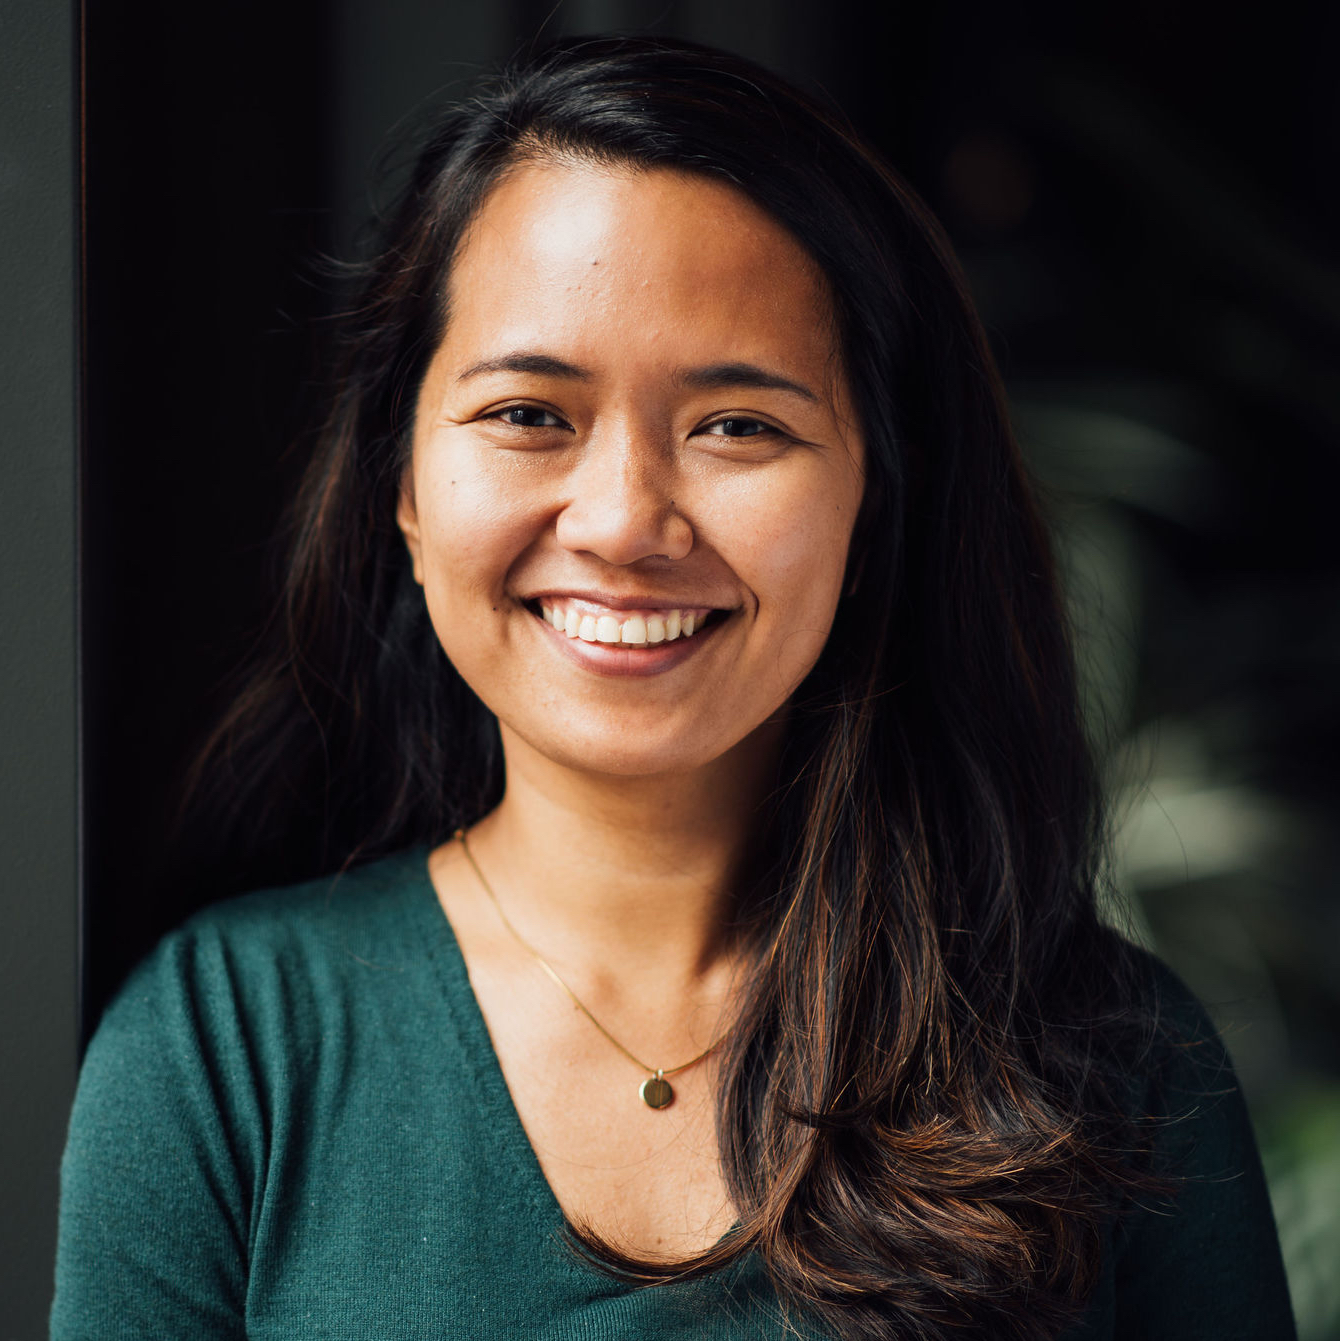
[50,925,260,1340]
[1108,966,1296,1340]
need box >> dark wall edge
[0,0,80,1332]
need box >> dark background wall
[4,0,1337,1333]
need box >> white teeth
[539,602,713,647]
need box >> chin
[535,736,716,780]
[509,718,761,782]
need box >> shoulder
[1117,948,1247,1154]
[163,844,434,954]
[1088,947,1296,1338]
[130,845,432,973]
[1095,945,1263,1192]
[89,847,437,1073]
[55,850,438,1339]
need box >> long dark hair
[186,35,1164,1341]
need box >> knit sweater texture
[51,848,1296,1339]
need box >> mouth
[524,596,730,649]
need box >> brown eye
[496,405,566,428]
[708,417,770,438]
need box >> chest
[464,953,737,1260]
[241,942,773,1338]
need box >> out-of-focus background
[2,0,1336,1334]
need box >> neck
[467,719,782,986]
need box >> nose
[553,428,694,565]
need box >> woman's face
[400,156,865,779]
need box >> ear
[396,478,425,585]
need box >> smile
[523,594,731,678]
[535,597,717,648]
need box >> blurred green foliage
[950,53,1340,1334]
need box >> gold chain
[455,829,724,1092]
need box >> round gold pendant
[640,1074,674,1109]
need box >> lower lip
[531,608,727,678]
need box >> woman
[52,36,1294,1341]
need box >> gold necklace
[455,828,725,1110]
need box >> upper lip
[521,588,731,612]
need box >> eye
[489,404,568,429]
[702,417,775,439]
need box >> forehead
[439,156,841,380]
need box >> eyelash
[490,405,567,429]
[485,405,782,441]
[702,417,776,439]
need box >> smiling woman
[51,34,1294,1341]
[400,161,863,779]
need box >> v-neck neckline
[401,846,753,1276]
[403,847,574,1237]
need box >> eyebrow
[456,352,819,403]
[456,353,590,382]
[680,362,819,403]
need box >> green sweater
[51,849,1295,1339]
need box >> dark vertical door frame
[0,0,79,1333]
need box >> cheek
[411,464,538,601]
[762,531,849,688]
[715,473,858,694]
[723,465,857,615]
[409,479,537,711]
